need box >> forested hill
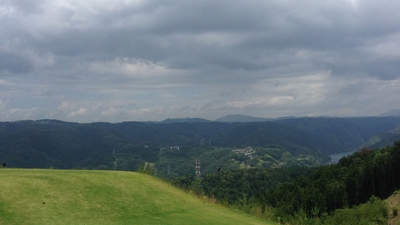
[175,141,400,224]
[0,117,400,174]
[275,117,400,153]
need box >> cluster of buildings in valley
[232,147,257,160]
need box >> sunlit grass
[0,169,275,225]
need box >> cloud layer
[1,0,399,122]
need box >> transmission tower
[195,158,201,178]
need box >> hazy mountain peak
[378,109,400,117]
[215,114,273,123]
[159,117,211,123]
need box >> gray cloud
[0,52,34,74]
[0,0,399,122]
[339,81,366,95]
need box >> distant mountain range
[161,109,400,123]
[359,125,400,150]
[159,117,211,123]
[1,117,400,174]
[158,115,274,123]
[214,114,274,123]
[378,109,400,117]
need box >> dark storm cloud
[7,0,397,79]
[1,0,400,121]
[0,52,34,74]
[339,82,366,95]
[331,57,400,80]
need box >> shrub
[393,207,398,217]
[323,196,388,225]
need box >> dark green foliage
[393,206,398,217]
[2,118,400,224]
[275,117,400,154]
[360,125,400,150]
[156,145,324,179]
[170,141,400,224]
[0,119,327,176]
[323,196,388,225]
[172,166,314,206]
[277,197,388,225]
[137,162,155,175]
[1,118,400,176]
[265,141,400,221]
[0,120,324,171]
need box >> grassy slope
[0,169,274,225]
[386,191,400,225]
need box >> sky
[0,0,399,122]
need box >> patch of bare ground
[386,190,400,225]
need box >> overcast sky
[1,0,399,122]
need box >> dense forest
[1,118,400,224]
[1,117,400,178]
[171,142,400,224]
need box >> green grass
[0,169,274,225]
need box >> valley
[1,116,400,178]
[1,116,400,224]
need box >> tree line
[171,141,400,223]
[268,142,400,217]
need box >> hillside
[1,117,400,176]
[359,125,400,150]
[215,114,273,123]
[159,118,212,123]
[275,117,400,153]
[183,141,400,224]
[386,190,400,225]
[0,169,274,225]
[378,109,400,117]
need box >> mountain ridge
[378,109,400,117]
[215,114,274,123]
[1,117,400,177]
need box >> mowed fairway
[0,169,274,225]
